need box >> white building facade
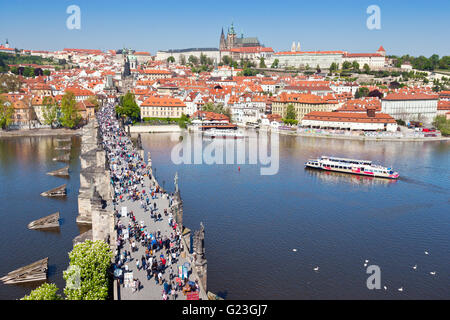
[381,94,438,124]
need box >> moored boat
[203,129,245,139]
[305,156,399,179]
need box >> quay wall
[128,125,182,134]
[75,119,116,247]
[279,130,450,142]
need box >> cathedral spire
[229,22,236,35]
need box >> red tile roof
[303,111,396,123]
[438,100,450,110]
[383,93,439,101]
[141,96,185,107]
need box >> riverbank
[0,128,81,137]
[128,125,181,134]
[277,130,450,142]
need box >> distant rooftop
[159,48,219,53]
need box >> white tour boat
[203,129,245,139]
[305,156,399,179]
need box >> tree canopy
[355,87,370,98]
[63,240,112,300]
[283,104,298,125]
[203,102,232,121]
[116,92,140,122]
[60,92,82,128]
[21,283,62,300]
[271,59,279,69]
[0,96,14,129]
[390,54,450,71]
[42,96,60,127]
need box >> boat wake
[398,176,449,194]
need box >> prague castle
[219,23,261,51]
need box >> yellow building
[140,96,186,118]
[272,92,338,122]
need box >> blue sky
[0,0,449,57]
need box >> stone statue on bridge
[193,222,207,292]
[174,171,179,193]
[136,133,143,150]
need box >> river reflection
[0,136,81,300]
[304,167,398,186]
[143,132,450,300]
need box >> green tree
[179,54,186,65]
[342,61,352,70]
[60,92,81,128]
[259,57,267,68]
[222,55,231,66]
[283,104,297,124]
[355,87,370,98]
[363,64,371,73]
[86,95,100,112]
[63,240,112,300]
[352,60,360,71]
[116,91,140,122]
[21,283,62,300]
[0,97,14,129]
[433,115,450,136]
[329,62,338,73]
[188,55,199,66]
[429,54,440,70]
[167,56,175,64]
[0,74,23,93]
[203,102,232,120]
[271,59,279,69]
[200,53,208,66]
[42,96,60,128]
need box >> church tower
[227,23,237,50]
[220,27,226,51]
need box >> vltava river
[141,131,449,299]
[0,132,448,299]
[0,136,84,300]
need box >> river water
[141,131,450,299]
[0,136,86,300]
[0,132,448,300]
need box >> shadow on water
[399,176,449,194]
[216,290,228,300]
[77,223,92,235]
[304,167,398,186]
[30,227,61,235]
[47,264,59,278]
[10,280,47,293]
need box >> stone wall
[76,119,116,249]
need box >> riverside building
[381,92,439,124]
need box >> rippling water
[0,132,448,300]
[142,132,450,299]
[0,136,85,300]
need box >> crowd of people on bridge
[96,103,200,300]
